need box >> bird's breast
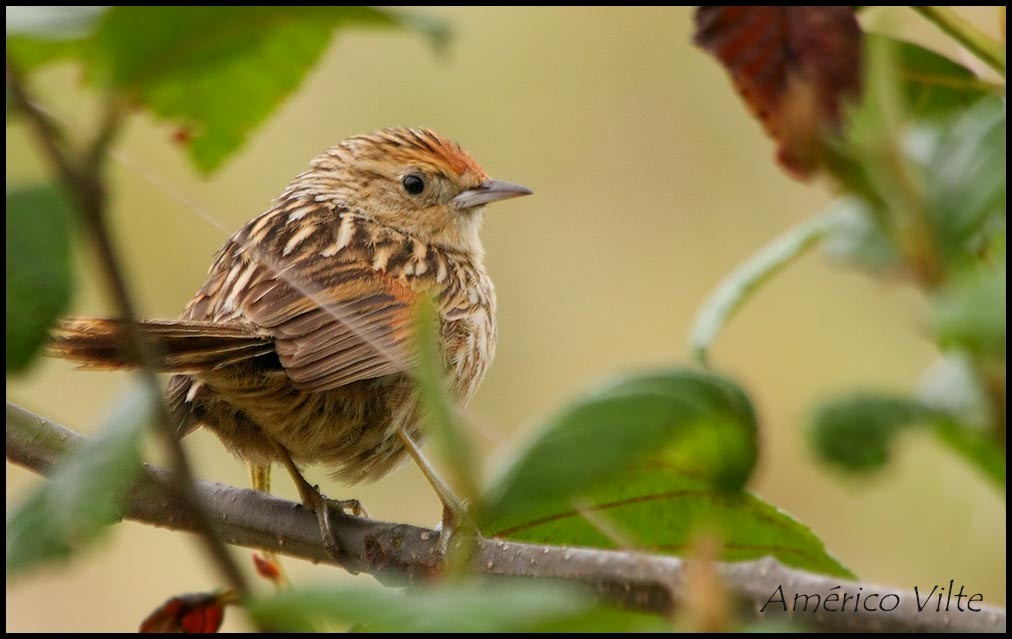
[412,249,497,406]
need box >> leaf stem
[689,211,839,366]
[6,58,252,600]
[912,6,1006,76]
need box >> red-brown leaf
[694,6,863,179]
[139,592,227,633]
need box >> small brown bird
[50,128,531,556]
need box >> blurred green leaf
[5,185,74,373]
[484,465,851,579]
[483,369,758,528]
[825,34,1005,284]
[6,383,155,578]
[918,355,993,427]
[691,211,837,365]
[809,394,928,473]
[248,581,668,633]
[932,419,1005,490]
[810,390,1004,490]
[6,35,86,73]
[94,7,447,172]
[5,6,105,38]
[7,7,448,173]
[823,196,900,272]
[413,299,480,505]
[5,7,105,73]
[872,35,999,119]
[933,255,1006,356]
[921,97,1006,266]
[822,36,919,245]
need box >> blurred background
[6,6,1005,631]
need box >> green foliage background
[6,6,1005,631]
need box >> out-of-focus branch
[912,6,1006,76]
[5,60,250,598]
[7,403,1006,633]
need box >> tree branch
[7,403,1005,633]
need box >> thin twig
[6,403,1006,633]
[689,210,839,365]
[912,6,1006,76]
[6,59,251,598]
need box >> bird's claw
[436,506,456,558]
[300,486,364,573]
[311,484,368,519]
[328,497,368,519]
[435,503,481,561]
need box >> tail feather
[49,318,276,372]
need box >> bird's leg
[396,428,467,556]
[271,443,361,567]
[247,462,289,587]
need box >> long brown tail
[49,318,276,372]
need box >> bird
[48,127,532,560]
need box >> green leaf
[691,211,838,365]
[917,357,1005,490]
[824,36,1005,281]
[484,465,851,579]
[7,7,447,173]
[809,389,1005,490]
[6,383,155,578]
[248,581,668,633]
[809,394,929,473]
[483,369,758,528]
[869,35,999,119]
[5,6,105,38]
[822,35,918,245]
[5,7,105,73]
[823,196,900,272]
[921,98,1006,266]
[5,185,74,373]
[932,419,1005,490]
[917,355,993,428]
[933,256,1006,357]
[413,299,480,505]
[91,7,447,172]
[473,370,846,578]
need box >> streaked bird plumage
[50,128,530,485]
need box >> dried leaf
[253,553,283,585]
[139,592,228,633]
[694,6,862,178]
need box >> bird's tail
[48,318,275,372]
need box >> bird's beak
[453,179,533,210]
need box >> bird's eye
[401,174,425,196]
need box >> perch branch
[7,403,1005,633]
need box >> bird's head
[300,128,531,253]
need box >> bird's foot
[297,485,364,573]
[435,502,481,565]
[312,486,369,519]
[436,504,456,558]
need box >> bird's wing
[186,205,420,391]
[248,259,417,391]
